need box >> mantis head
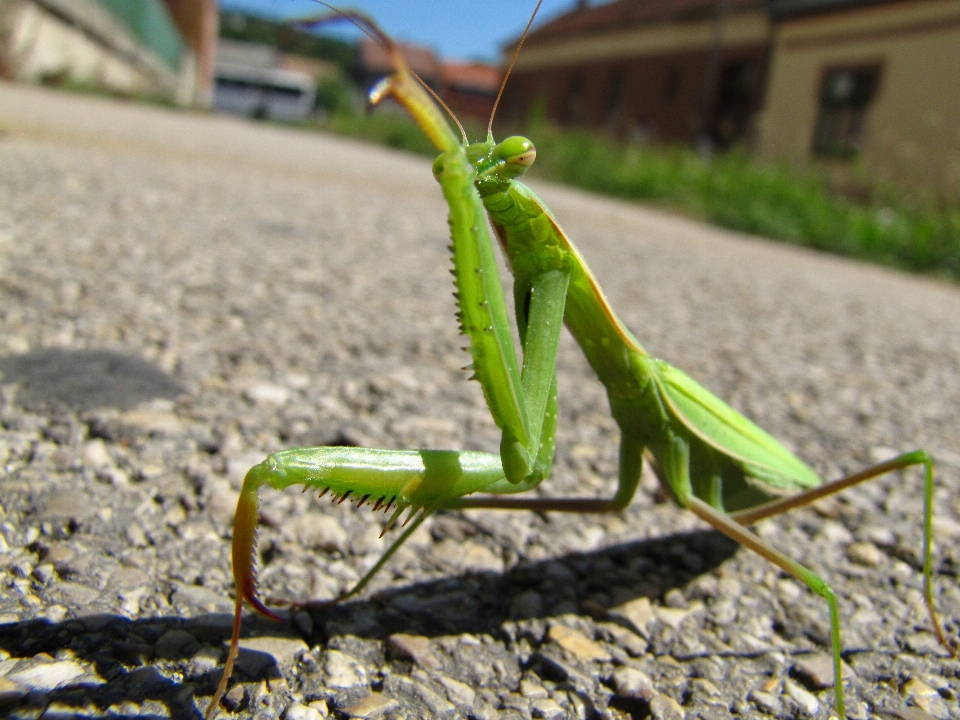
[438,136,536,194]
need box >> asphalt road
[0,81,959,720]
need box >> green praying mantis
[206,4,955,718]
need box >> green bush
[314,73,360,117]
[526,126,960,279]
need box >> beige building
[757,0,960,198]
[503,0,959,197]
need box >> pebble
[171,584,231,613]
[54,580,100,604]
[387,633,441,670]
[793,653,853,689]
[547,624,610,663]
[40,543,76,568]
[290,514,348,553]
[118,409,183,437]
[7,659,86,691]
[109,567,151,589]
[124,524,150,548]
[240,634,309,669]
[903,678,951,719]
[154,629,200,660]
[818,520,854,545]
[608,596,656,638]
[896,709,939,720]
[784,678,820,715]
[0,677,26,706]
[776,578,803,604]
[847,541,884,566]
[206,487,241,525]
[81,438,112,469]
[750,688,782,714]
[531,697,566,719]
[284,701,325,720]
[654,601,703,630]
[435,673,475,707]
[649,692,685,720]
[430,538,504,573]
[41,491,96,521]
[600,622,648,656]
[244,382,291,406]
[324,650,368,689]
[32,563,56,584]
[520,677,549,699]
[691,678,722,702]
[223,683,248,712]
[612,666,655,701]
[107,701,141,716]
[408,673,457,716]
[188,646,222,676]
[342,693,399,718]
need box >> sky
[218,0,578,62]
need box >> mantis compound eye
[495,136,537,173]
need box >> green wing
[656,359,821,492]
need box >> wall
[0,0,200,105]
[757,0,960,198]
[504,7,771,146]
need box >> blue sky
[218,0,577,62]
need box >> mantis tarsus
[206,4,955,718]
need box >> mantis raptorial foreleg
[205,5,955,719]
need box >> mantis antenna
[488,0,545,137]
[294,1,469,144]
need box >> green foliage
[525,125,960,280]
[314,72,360,116]
[308,110,439,157]
[219,11,355,70]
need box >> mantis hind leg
[729,450,953,655]
[685,497,849,718]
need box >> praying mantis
[205,4,955,718]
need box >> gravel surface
[0,82,959,720]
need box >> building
[213,39,316,122]
[441,61,503,125]
[501,0,772,148]
[0,0,217,107]
[757,0,960,197]
[357,37,442,91]
[503,0,959,196]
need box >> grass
[308,110,960,282]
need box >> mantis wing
[655,359,822,492]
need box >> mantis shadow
[0,348,184,413]
[0,528,736,719]
[312,527,737,641]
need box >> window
[605,70,626,124]
[812,66,881,159]
[563,72,585,125]
[663,65,681,102]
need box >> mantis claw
[231,487,283,622]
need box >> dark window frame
[812,62,883,160]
